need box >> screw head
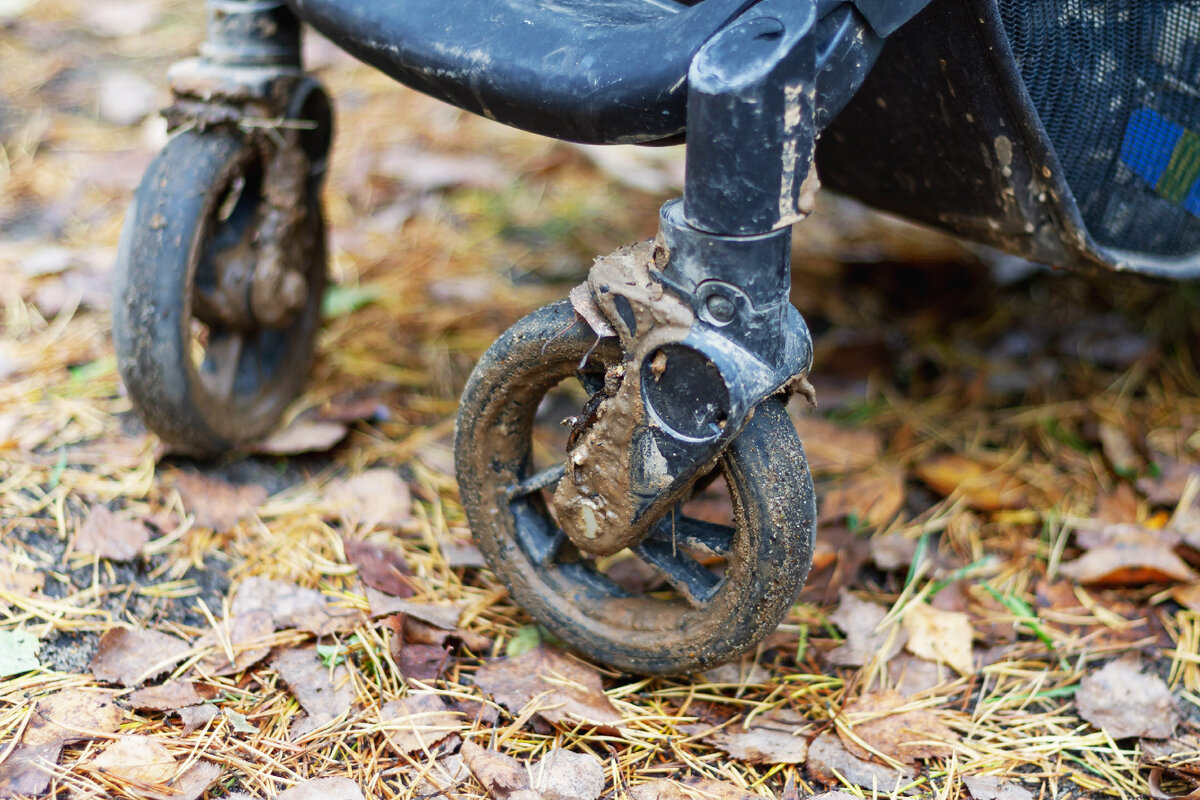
[705,294,736,324]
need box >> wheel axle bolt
[705,294,735,323]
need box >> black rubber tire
[113,131,326,454]
[454,299,816,675]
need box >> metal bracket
[551,2,825,557]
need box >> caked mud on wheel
[113,130,327,455]
[454,299,816,675]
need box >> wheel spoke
[646,513,734,557]
[632,539,722,607]
[510,497,565,565]
[206,331,245,402]
[504,463,566,500]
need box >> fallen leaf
[828,591,906,667]
[0,553,44,607]
[224,708,258,733]
[346,540,413,598]
[700,655,772,686]
[276,777,367,800]
[175,473,267,532]
[176,705,218,734]
[378,692,462,755]
[628,777,769,800]
[127,681,205,711]
[254,418,348,456]
[232,576,365,635]
[820,466,905,528]
[270,647,356,738]
[838,689,957,765]
[325,469,413,528]
[887,653,953,697]
[1094,483,1139,523]
[411,753,470,795]
[394,642,450,682]
[474,645,624,731]
[528,748,605,800]
[963,775,1035,800]
[704,725,808,764]
[396,613,492,652]
[806,729,914,791]
[1139,459,1200,506]
[1098,422,1142,475]
[76,505,150,561]
[1076,658,1179,739]
[89,735,176,786]
[569,282,616,338]
[1059,523,1196,586]
[460,740,531,800]
[791,416,881,474]
[915,453,1028,511]
[194,611,274,675]
[902,603,974,676]
[869,531,919,571]
[0,629,39,678]
[90,627,191,687]
[0,690,122,797]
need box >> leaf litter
[4,2,1200,798]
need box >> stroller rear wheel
[113,130,327,454]
[454,300,817,675]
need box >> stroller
[112,0,1200,675]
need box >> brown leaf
[91,627,191,687]
[1139,459,1200,506]
[963,776,1035,800]
[410,753,471,795]
[175,473,267,532]
[791,416,881,475]
[820,466,905,528]
[528,748,605,800]
[325,469,412,528]
[0,552,44,608]
[460,739,531,800]
[915,453,1028,511]
[1076,658,1179,739]
[270,647,356,738]
[838,689,957,765]
[628,777,769,800]
[806,729,914,791]
[254,419,348,455]
[394,642,451,682]
[474,645,624,731]
[1094,483,1139,523]
[0,690,123,797]
[89,735,176,786]
[396,613,492,652]
[176,705,218,735]
[231,576,365,635]
[378,692,462,755]
[887,653,953,697]
[828,591,906,667]
[276,777,367,800]
[704,725,808,764]
[570,282,616,338]
[1059,546,1196,587]
[902,602,974,676]
[869,531,919,571]
[346,540,414,598]
[76,505,149,561]
[126,681,205,711]
[195,611,274,676]
[1098,422,1142,475]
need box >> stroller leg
[551,0,820,558]
[111,0,335,453]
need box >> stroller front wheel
[454,299,817,675]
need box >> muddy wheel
[455,300,816,675]
[113,130,327,454]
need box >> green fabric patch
[1156,128,1200,204]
